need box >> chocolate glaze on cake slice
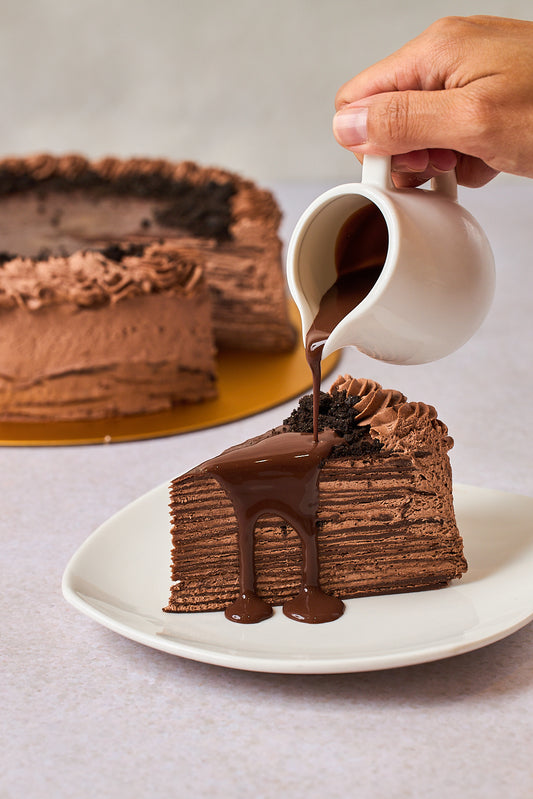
[165,375,467,623]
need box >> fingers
[393,149,457,173]
[390,149,458,188]
[348,148,461,188]
[333,88,481,156]
[454,155,499,187]
[389,157,498,189]
[331,15,533,185]
[335,51,417,110]
[334,17,458,109]
[348,147,495,189]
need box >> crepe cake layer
[165,376,467,613]
[0,153,294,352]
[0,242,217,420]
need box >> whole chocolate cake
[165,375,467,624]
[0,154,294,421]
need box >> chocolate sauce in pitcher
[306,203,388,440]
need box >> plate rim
[62,482,533,674]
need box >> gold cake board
[0,342,340,447]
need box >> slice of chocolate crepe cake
[165,375,467,621]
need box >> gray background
[1,0,532,183]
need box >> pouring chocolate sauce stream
[306,204,388,442]
[205,204,388,623]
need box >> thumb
[333,89,474,155]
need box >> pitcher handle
[430,168,458,201]
[362,154,457,201]
[361,155,394,189]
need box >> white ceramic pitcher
[286,155,495,364]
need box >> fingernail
[333,107,368,146]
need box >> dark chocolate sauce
[305,204,388,440]
[203,430,345,624]
[201,204,388,624]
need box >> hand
[333,16,533,187]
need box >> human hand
[333,16,533,187]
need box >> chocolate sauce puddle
[305,204,388,441]
[203,430,344,624]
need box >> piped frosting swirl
[330,373,453,453]
[0,242,205,311]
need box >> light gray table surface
[2,178,532,799]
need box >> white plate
[62,483,533,674]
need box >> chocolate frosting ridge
[0,153,281,230]
[0,242,205,310]
[330,374,453,453]
[0,153,236,193]
[331,374,406,425]
[370,401,454,453]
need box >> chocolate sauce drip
[196,204,388,624]
[305,204,388,440]
[203,430,344,624]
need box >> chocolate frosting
[331,374,453,453]
[0,153,281,228]
[0,242,205,310]
[0,154,284,319]
[0,153,294,354]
